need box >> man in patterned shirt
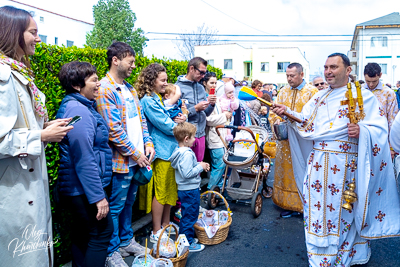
[96,42,154,267]
[363,62,399,158]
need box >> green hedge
[30,43,222,266]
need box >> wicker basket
[195,191,232,245]
[150,224,189,267]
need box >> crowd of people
[2,5,400,267]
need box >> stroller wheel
[262,186,273,199]
[251,192,263,218]
[207,186,220,209]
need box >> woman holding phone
[56,61,113,267]
[202,72,232,190]
[0,6,73,266]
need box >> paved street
[126,161,400,267]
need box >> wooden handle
[283,111,303,123]
[257,97,303,123]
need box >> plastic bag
[153,238,176,258]
[131,253,154,267]
[150,258,173,267]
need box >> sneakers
[119,238,150,257]
[150,228,168,243]
[164,222,179,235]
[105,251,128,267]
[280,210,301,218]
[188,242,205,253]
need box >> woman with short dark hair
[0,6,72,266]
[56,61,113,267]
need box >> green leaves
[86,0,146,54]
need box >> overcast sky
[11,0,400,76]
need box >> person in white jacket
[0,6,72,266]
[202,72,233,190]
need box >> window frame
[379,63,387,74]
[39,34,47,44]
[261,62,269,72]
[67,40,74,47]
[224,59,233,70]
[277,62,290,73]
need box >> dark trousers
[178,189,200,244]
[65,194,113,267]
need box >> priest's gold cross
[340,81,366,124]
[341,80,365,212]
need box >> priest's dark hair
[364,63,381,77]
[328,53,350,68]
[287,62,303,73]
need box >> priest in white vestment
[272,53,400,267]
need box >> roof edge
[8,0,94,25]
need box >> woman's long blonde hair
[136,63,167,99]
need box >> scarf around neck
[0,52,48,121]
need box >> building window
[67,40,74,47]
[55,37,58,45]
[261,62,269,72]
[207,59,214,67]
[382,37,388,47]
[277,62,290,73]
[40,16,44,22]
[379,63,387,74]
[371,36,388,47]
[224,59,232,70]
[39,35,47,44]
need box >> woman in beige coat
[0,6,72,266]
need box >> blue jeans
[107,166,138,255]
[178,189,200,244]
[208,148,226,189]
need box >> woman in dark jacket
[56,61,113,267]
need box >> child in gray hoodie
[169,122,209,252]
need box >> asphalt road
[126,161,400,267]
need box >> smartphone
[66,116,82,127]
[209,88,215,95]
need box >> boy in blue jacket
[169,122,209,252]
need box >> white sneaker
[105,251,128,267]
[150,228,168,243]
[119,238,150,257]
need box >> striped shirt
[96,73,153,173]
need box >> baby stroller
[207,125,272,218]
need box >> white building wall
[195,44,250,80]
[252,47,310,86]
[195,44,310,87]
[353,27,400,85]
[0,0,93,48]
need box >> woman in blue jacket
[56,61,113,267]
[137,63,186,243]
